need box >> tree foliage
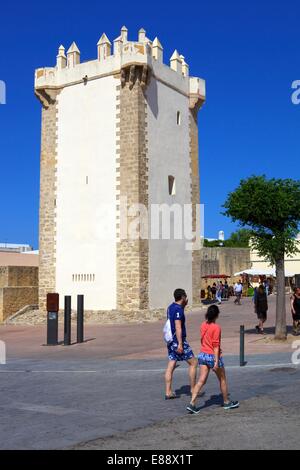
[222,175,300,263]
[203,228,252,248]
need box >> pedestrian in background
[211,283,217,300]
[216,282,223,305]
[234,280,243,305]
[254,284,268,334]
[224,280,229,299]
[291,287,300,336]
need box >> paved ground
[0,295,299,450]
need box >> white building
[35,27,205,311]
[250,234,300,287]
[0,243,33,253]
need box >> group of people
[206,280,244,305]
[164,288,239,414]
[206,281,230,303]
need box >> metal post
[240,325,245,366]
[77,295,84,344]
[46,293,59,346]
[64,296,71,346]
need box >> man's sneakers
[186,403,201,414]
[223,400,239,410]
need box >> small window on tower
[177,111,181,125]
[168,175,176,196]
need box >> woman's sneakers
[187,400,239,413]
[186,403,201,414]
[223,400,239,410]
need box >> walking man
[234,280,243,305]
[216,282,223,305]
[165,289,198,399]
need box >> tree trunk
[275,257,287,340]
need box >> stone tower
[35,27,205,312]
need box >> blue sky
[0,0,299,248]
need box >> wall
[201,247,251,288]
[117,68,149,310]
[0,288,38,322]
[0,252,38,267]
[250,240,300,276]
[39,90,60,311]
[0,266,38,322]
[146,75,192,308]
[55,76,118,310]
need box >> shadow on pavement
[199,393,223,409]
[175,385,206,398]
[245,325,294,335]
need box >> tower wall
[117,67,149,310]
[55,77,118,310]
[146,76,193,308]
[39,91,60,311]
[190,107,202,304]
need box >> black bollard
[64,296,72,346]
[240,325,245,366]
[77,295,84,344]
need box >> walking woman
[187,305,239,414]
[291,287,300,336]
[254,284,268,334]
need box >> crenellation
[67,42,80,68]
[170,50,182,74]
[56,45,67,70]
[35,27,205,103]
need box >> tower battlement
[35,26,205,109]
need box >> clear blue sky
[0,0,299,248]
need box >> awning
[234,268,296,278]
[202,274,231,279]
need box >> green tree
[203,239,222,247]
[223,175,300,340]
[203,229,252,248]
[225,229,252,248]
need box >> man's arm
[175,320,183,354]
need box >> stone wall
[38,90,61,311]
[0,288,38,322]
[7,266,38,288]
[0,266,38,322]
[0,267,8,288]
[116,66,149,310]
[189,106,201,304]
[201,247,251,287]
